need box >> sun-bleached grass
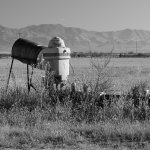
[0,79,150,149]
[1,58,150,149]
[1,119,150,149]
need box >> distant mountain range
[1,24,150,53]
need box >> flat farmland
[70,57,150,92]
[1,57,150,150]
[1,57,150,92]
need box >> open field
[2,57,150,92]
[1,57,150,149]
[70,57,150,92]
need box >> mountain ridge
[1,24,150,53]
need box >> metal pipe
[6,58,14,92]
[27,64,30,93]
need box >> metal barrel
[12,38,45,65]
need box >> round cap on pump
[48,37,65,48]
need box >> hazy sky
[0,0,150,31]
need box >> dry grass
[0,81,149,149]
[1,120,150,149]
[0,57,150,149]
